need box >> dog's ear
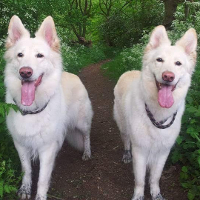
[35,16,60,52]
[145,25,171,52]
[6,15,30,49]
[176,28,197,55]
[176,28,197,74]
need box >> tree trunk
[162,0,182,29]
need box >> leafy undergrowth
[0,49,21,199]
[62,44,114,74]
[171,62,200,200]
[101,44,143,80]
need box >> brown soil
[33,60,187,200]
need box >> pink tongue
[158,85,174,108]
[21,81,36,106]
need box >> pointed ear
[6,15,30,49]
[145,25,171,52]
[35,16,60,52]
[176,28,197,55]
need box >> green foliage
[98,0,164,47]
[0,49,21,199]
[169,2,200,46]
[0,0,165,47]
[62,44,108,74]
[102,44,144,80]
[171,61,200,200]
[168,4,200,199]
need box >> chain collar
[145,103,177,129]
[13,99,50,116]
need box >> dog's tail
[66,129,84,152]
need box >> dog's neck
[145,103,178,129]
[13,99,50,115]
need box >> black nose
[19,67,33,79]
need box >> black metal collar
[13,99,50,116]
[145,103,177,129]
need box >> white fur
[113,26,197,200]
[4,15,93,200]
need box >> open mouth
[21,74,43,106]
[155,79,177,108]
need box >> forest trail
[35,60,187,200]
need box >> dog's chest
[130,111,181,150]
[7,109,65,147]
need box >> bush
[171,61,200,200]
[98,0,164,47]
[0,49,21,199]
[102,44,143,80]
[169,4,200,199]
[62,44,109,74]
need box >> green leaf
[176,136,183,145]
[182,182,189,189]
[0,180,4,197]
[188,190,195,200]
[198,156,200,167]
[186,106,197,113]
[182,166,188,173]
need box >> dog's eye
[175,61,182,66]
[18,53,24,57]
[156,58,163,62]
[36,53,44,58]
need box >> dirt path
[45,60,187,200]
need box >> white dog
[113,26,197,200]
[4,16,93,200]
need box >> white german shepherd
[4,16,93,200]
[114,26,197,200]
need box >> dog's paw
[82,150,91,161]
[122,150,132,163]
[35,194,46,200]
[18,184,31,199]
[152,193,165,200]
[132,196,144,200]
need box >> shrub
[98,0,164,47]
[102,44,143,80]
[62,44,108,74]
[171,61,200,200]
[0,49,21,199]
[169,4,200,199]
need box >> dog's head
[142,26,197,108]
[4,16,61,107]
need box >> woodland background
[0,0,200,199]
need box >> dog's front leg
[14,141,32,199]
[132,147,147,200]
[121,132,132,163]
[149,150,170,200]
[35,143,58,200]
[82,134,91,160]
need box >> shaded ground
[33,60,187,200]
